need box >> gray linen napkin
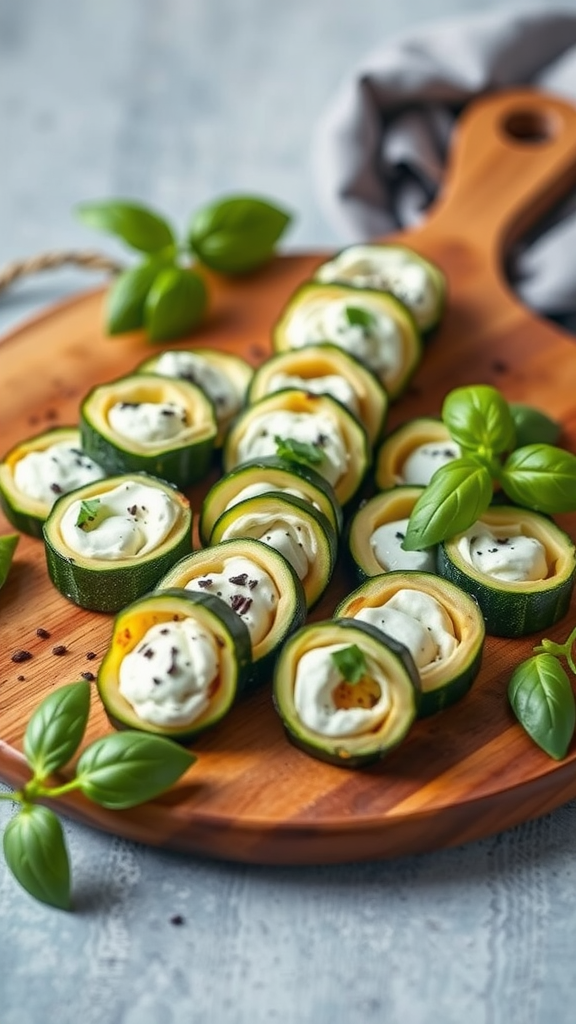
[313,6,576,317]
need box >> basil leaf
[344,306,375,331]
[105,261,162,335]
[442,385,516,455]
[75,731,196,809]
[144,266,207,342]
[403,457,493,550]
[76,199,175,253]
[274,435,324,467]
[500,444,576,513]
[76,498,100,530]
[23,680,91,778]
[3,805,71,909]
[187,195,292,274]
[331,644,367,684]
[508,653,576,760]
[509,403,561,447]
[0,533,19,589]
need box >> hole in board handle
[501,108,559,145]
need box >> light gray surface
[2,2,576,1022]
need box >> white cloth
[313,7,576,317]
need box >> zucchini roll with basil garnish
[437,506,576,637]
[43,473,192,613]
[157,538,307,686]
[347,486,435,580]
[335,572,485,716]
[0,426,106,538]
[273,618,420,767]
[97,588,252,742]
[272,281,421,401]
[375,417,459,490]
[80,372,218,489]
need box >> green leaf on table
[500,444,576,513]
[331,644,368,684]
[144,266,207,341]
[23,680,91,778]
[0,533,19,589]
[75,731,196,809]
[442,385,516,455]
[3,805,71,909]
[76,199,175,253]
[274,435,324,467]
[187,195,292,274]
[344,306,376,331]
[509,403,561,448]
[76,498,101,530]
[105,260,163,335]
[403,456,493,550]
[508,653,576,760]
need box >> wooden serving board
[2,89,576,864]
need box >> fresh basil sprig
[404,385,576,549]
[274,435,325,468]
[77,193,292,342]
[76,498,101,530]
[344,306,376,331]
[0,533,19,589]
[508,652,576,760]
[1,680,195,909]
[331,645,368,684]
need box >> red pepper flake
[12,650,32,663]
[52,645,67,656]
[36,627,51,639]
[81,671,95,682]
[86,651,97,660]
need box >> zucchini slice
[199,455,342,546]
[347,486,435,580]
[208,491,338,610]
[135,348,253,446]
[156,538,307,686]
[437,506,576,637]
[80,372,217,490]
[43,473,192,613]
[247,343,388,446]
[272,281,421,400]
[222,388,370,507]
[97,588,252,742]
[335,572,485,716]
[375,417,458,490]
[273,618,420,767]
[313,243,446,334]
[0,426,105,538]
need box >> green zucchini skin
[43,474,192,614]
[97,588,252,742]
[437,508,576,638]
[273,618,420,768]
[155,538,307,689]
[199,455,343,546]
[334,571,485,717]
[80,373,217,490]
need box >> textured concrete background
[2,2,576,1022]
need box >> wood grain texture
[2,88,576,864]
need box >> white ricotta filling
[400,441,460,485]
[224,481,309,510]
[265,372,359,415]
[152,351,241,420]
[13,441,105,507]
[60,480,178,560]
[185,556,278,646]
[354,589,458,670]
[118,619,219,727]
[234,409,348,488]
[370,518,435,573]
[282,296,402,376]
[107,400,190,447]
[220,511,317,581]
[316,245,438,329]
[456,522,548,582]
[294,643,391,738]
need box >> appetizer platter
[2,88,576,864]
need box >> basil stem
[508,653,576,760]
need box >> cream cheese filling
[107,400,190,447]
[234,409,348,488]
[220,511,317,581]
[59,480,178,560]
[456,522,548,582]
[399,441,460,485]
[265,372,359,415]
[283,296,402,376]
[152,351,241,420]
[185,556,278,646]
[370,518,435,573]
[118,618,219,727]
[294,643,391,738]
[355,589,458,670]
[13,441,105,507]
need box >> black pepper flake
[167,647,179,676]
[160,628,170,635]
[12,650,32,663]
[230,594,253,615]
[197,578,213,588]
[316,433,328,447]
[127,504,138,516]
[50,482,63,494]
[17,675,25,682]
[52,645,67,656]
[142,647,155,660]
[496,538,510,546]
[248,579,258,590]
[395,531,405,541]
[81,671,95,682]
[86,651,97,660]
[229,573,248,586]
[36,627,51,639]
[170,914,185,926]
[488,548,498,554]
[152,677,162,686]
[119,401,140,409]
